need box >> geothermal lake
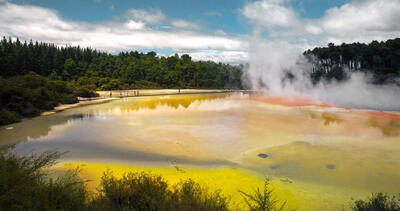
[1,93,400,210]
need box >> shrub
[59,94,79,104]
[239,178,287,211]
[0,109,19,125]
[74,87,99,98]
[352,193,400,211]
[89,171,171,211]
[0,151,87,210]
[133,80,161,89]
[88,171,230,211]
[0,73,80,125]
[172,179,229,211]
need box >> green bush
[59,94,79,104]
[239,178,287,211]
[89,171,171,210]
[0,73,80,125]
[0,151,87,210]
[88,171,229,211]
[0,109,20,125]
[74,87,99,98]
[171,179,229,211]
[133,80,161,89]
[352,193,400,211]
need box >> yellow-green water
[1,93,399,210]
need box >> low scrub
[0,151,87,210]
[352,193,400,211]
[239,178,287,211]
[89,171,229,211]
[0,151,231,210]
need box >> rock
[258,153,268,158]
[326,164,336,170]
[5,127,13,130]
[270,165,280,170]
[280,178,293,183]
[173,165,185,173]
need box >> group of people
[109,90,140,98]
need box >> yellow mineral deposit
[1,93,399,210]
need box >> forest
[304,38,400,84]
[0,37,243,90]
[0,37,243,125]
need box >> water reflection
[0,93,400,196]
[1,94,243,165]
[368,118,400,137]
[68,113,94,120]
[309,112,343,126]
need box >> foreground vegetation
[0,151,232,210]
[352,193,400,211]
[1,151,398,210]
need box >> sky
[1,0,399,63]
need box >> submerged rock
[270,165,280,170]
[280,178,293,183]
[326,164,336,170]
[173,165,186,173]
[258,153,268,158]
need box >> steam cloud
[242,0,400,111]
[245,34,400,111]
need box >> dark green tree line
[304,38,400,84]
[0,37,243,90]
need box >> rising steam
[242,0,400,111]
[244,35,400,111]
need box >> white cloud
[241,0,400,47]
[304,24,322,35]
[187,50,248,64]
[318,0,400,44]
[241,0,300,31]
[126,8,166,25]
[215,29,227,36]
[170,19,200,30]
[0,2,247,56]
[124,20,145,30]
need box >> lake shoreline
[41,97,117,116]
[41,89,235,116]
